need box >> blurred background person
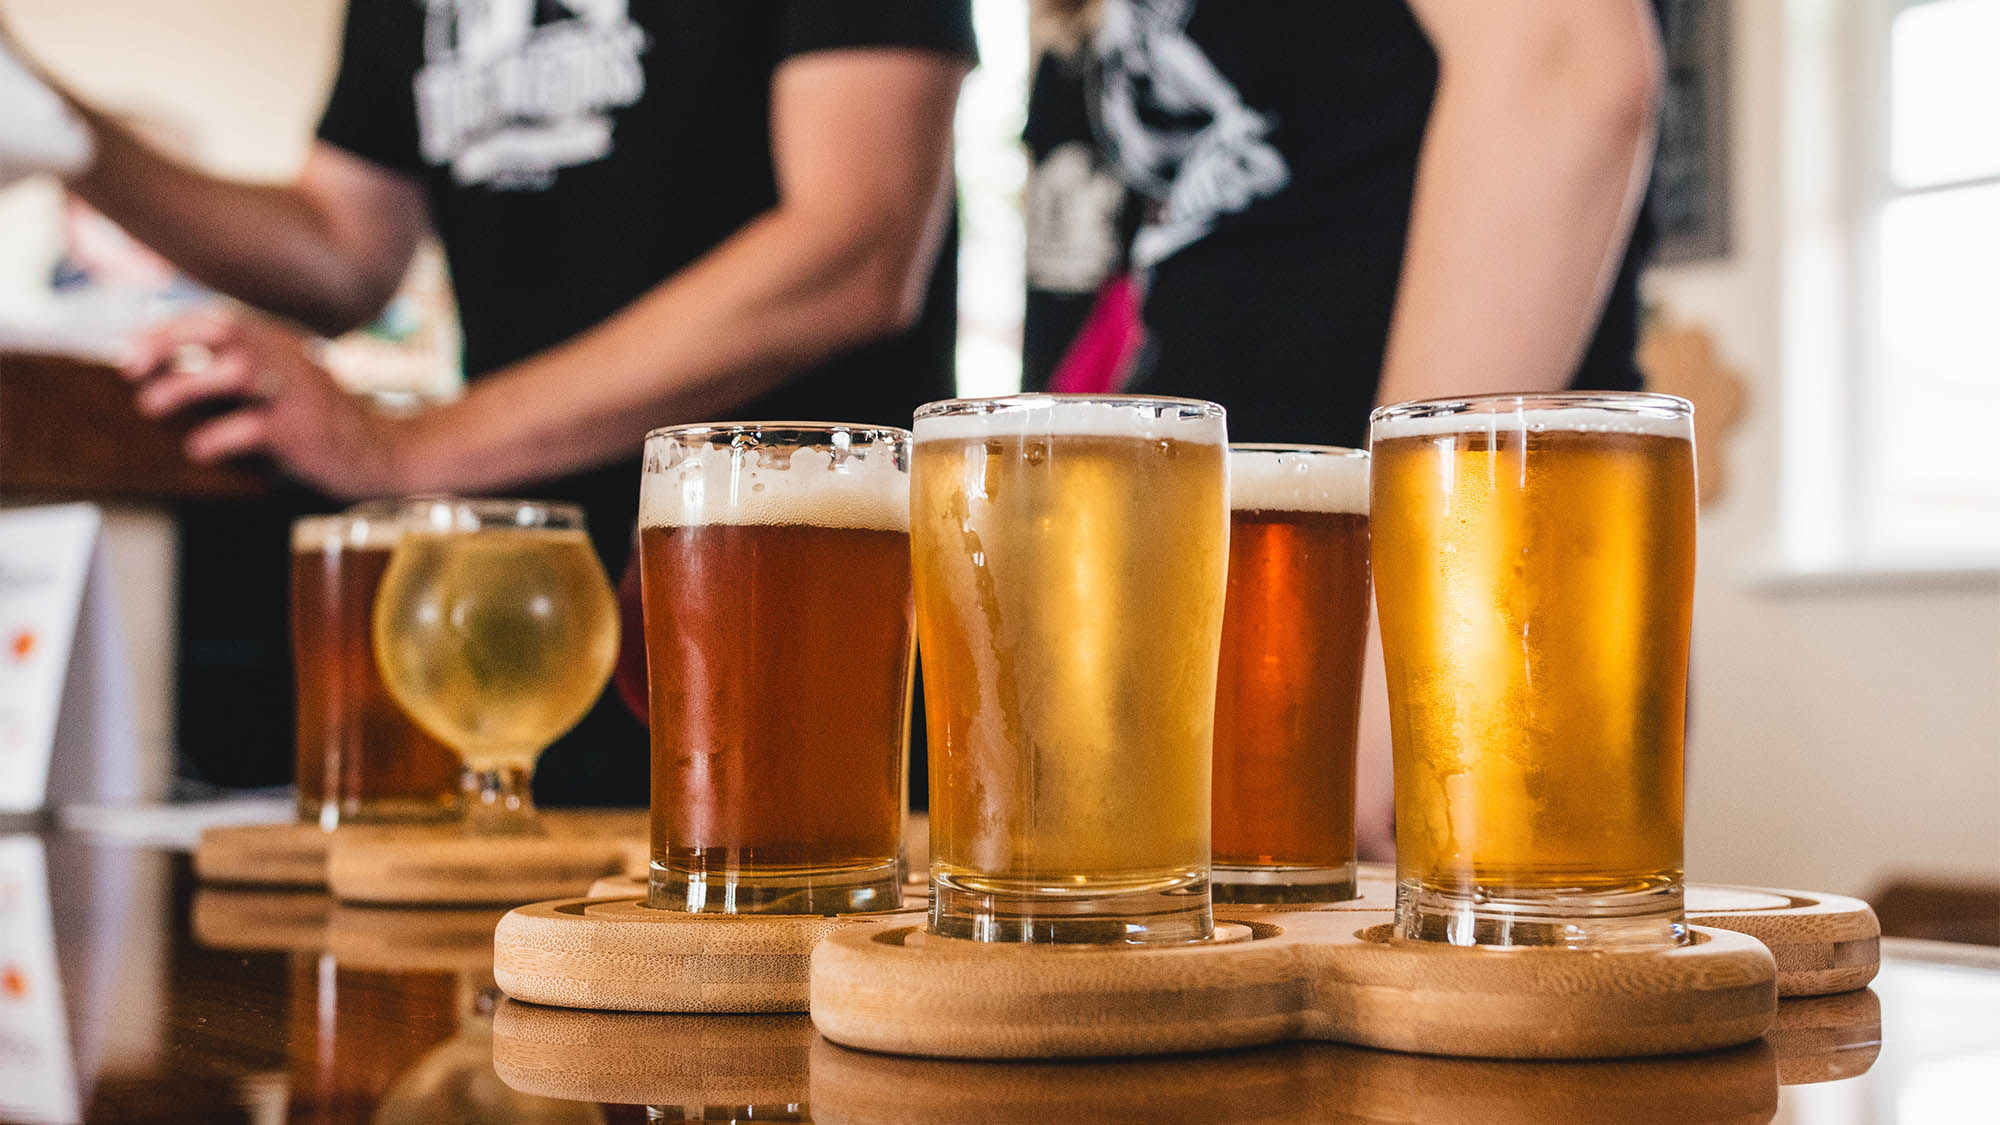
[1,2,975,804]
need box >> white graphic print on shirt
[1091,0,1290,268]
[415,0,648,189]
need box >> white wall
[1649,0,2000,897]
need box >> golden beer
[913,395,1229,944]
[291,509,460,826]
[640,424,913,914]
[372,500,619,834]
[1370,394,1696,947]
[1212,445,1370,903]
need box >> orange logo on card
[7,629,32,662]
[1,964,24,1000]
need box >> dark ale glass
[640,425,913,914]
[291,511,459,826]
[1211,446,1370,904]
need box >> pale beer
[1370,394,1696,947]
[372,500,619,834]
[640,425,913,914]
[291,510,459,826]
[913,396,1229,944]
[1212,445,1370,903]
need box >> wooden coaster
[588,874,648,898]
[1686,884,1881,997]
[810,911,1777,1061]
[491,1002,814,1106]
[1767,988,1882,1086]
[327,812,643,906]
[495,896,924,1013]
[192,821,329,888]
[189,889,333,952]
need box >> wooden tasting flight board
[488,986,1881,1121]
[493,865,1878,1061]
[192,809,649,905]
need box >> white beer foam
[913,397,1226,445]
[1230,447,1368,514]
[290,511,404,551]
[1371,404,1690,442]
[640,443,908,531]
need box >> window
[1856,0,2000,564]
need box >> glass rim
[913,392,1226,422]
[1229,442,1368,459]
[1369,391,1692,425]
[396,495,589,531]
[643,420,912,444]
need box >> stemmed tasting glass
[371,498,619,835]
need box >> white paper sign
[0,504,101,813]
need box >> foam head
[291,509,405,551]
[913,395,1227,445]
[640,426,909,531]
[1229,445,1369,514]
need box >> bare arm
[386,48,963,492]
[126,48,966,499]
[1376,0,1661,407]
[69,124,427,338]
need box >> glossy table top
[4,830,1997,1123]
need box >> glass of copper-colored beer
[291,504,461,827]
[1370,393,1697,948]
[1212,444,1371,904]
[914,395,1231,944]
[640,423,914,914]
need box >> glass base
[1212,862,1357,905]
[648,860,900,915]
[928,867,1213,945]
[1395,877,1687,949]
[301,796,461,831]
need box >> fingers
[120,309,241,382]
[184,408,272,463]
[135,350,256,417]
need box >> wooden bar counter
[10,827,1998,1123]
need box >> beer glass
[291,503,460,827]
[913,395,1230,944]
[1212,444,1371,904]
[1370,393,1696,948]
[371,499,620,835]
[640,423,914,914]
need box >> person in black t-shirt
[14,4,975,803]
[1027,0,1663,449]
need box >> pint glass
[913,395,1230,944]
[291,505,460,826]
[640,423,914,914]
[1370,393,1697,947]
[1212,445,1371,904]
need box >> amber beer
[1370,393,1697,947]
[1212,445,1370,903]
[640,424,913,914]
[291,510,459,826]
[913,396,1230,945]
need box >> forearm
[1376,28,1659,407]
[68,114,395,336]
[397,197,946,493]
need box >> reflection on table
[5,832,1998,1123]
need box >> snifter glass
[640,423,914,914]
[913,394,1231,945]
[371,498,620,836]
[1212,444,1371,904]
[1369,392,1696,948]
